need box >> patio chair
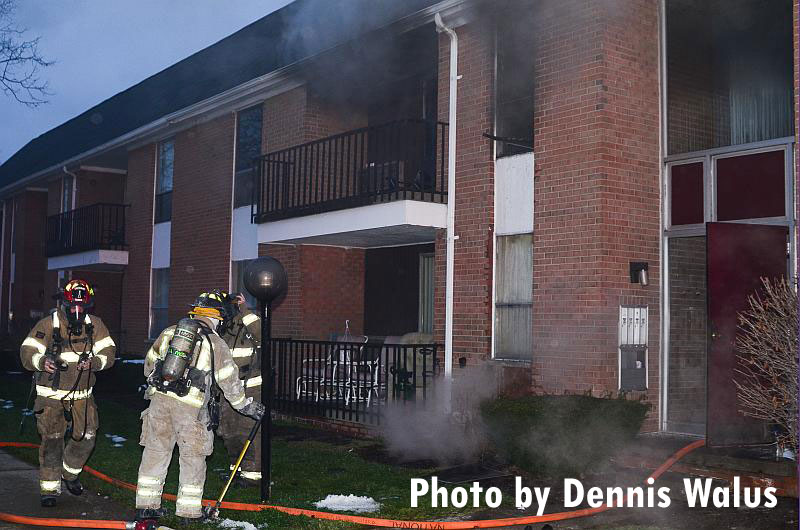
[295,333,368,402]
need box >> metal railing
[253,119,448,222]
[45,203,129,257]
[270,338,440,425]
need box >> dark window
[495,4,535,158]
[150,267,170,339]
[155,140,174,223]
[670,162,704,226]
[234,105,263,208]
[716,150,785,221]
[232,259,258,310]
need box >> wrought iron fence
[253,119,448,222]
[270,338,439,425]
[45,203,129,257]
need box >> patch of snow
[21,409,33,416]
[6,371,22,375]
[3,402,13,409]
[113,443,124,448]
[217,519,263,530]
[104,434,113,438]
[111,435,127,443]
[313,494,381,513]
[122,359,145,364]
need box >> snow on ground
[111,435,126,443]
[313,494,381,513]
[122,359,145,364]
[217,519,263,530]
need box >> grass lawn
[0,365,475,529]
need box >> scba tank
[161,318,201,382]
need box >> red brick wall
[434,20,495,366]
[121,145,156,351]
[46,179,60,216]
[795,0,798,261]
[263,87,308,153]
[169,114,235,324]
[531,0,661,429]
[9,191,48,337]
[75,170,125,208]
[261,243,365,340]
[0,200,12,332]
[261,244,302,338]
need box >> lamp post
[242,256,288,501]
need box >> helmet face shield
[188,291,230,331]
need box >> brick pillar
[436,20,495,366]
[169,114,236,324]
[532,0,661,428]
[795,0,799,264]
[121,145,156,349]
[8,191,48,338]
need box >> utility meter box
[619,305,648,391]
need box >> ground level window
[232,259,257,310]
[494,234,532,360]
[150,267,169,339]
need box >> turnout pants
[35,396,98,496]
[218,385,261,483]
[136,392,213,519]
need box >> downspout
[434,13,458,381]
[62,166,78,211]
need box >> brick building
[0,0,795,443]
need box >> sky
[0,0,293,164]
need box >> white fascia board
[232,206,258,261]
[47,250,128,271]
[258,200,447,243]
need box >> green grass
[0,369,476,529]
[481,394,650,477]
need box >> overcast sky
[0,0,292,164]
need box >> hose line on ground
[0,439,706,529]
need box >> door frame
[660,136,796,434]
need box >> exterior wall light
[630,262,649,287]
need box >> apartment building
[0,0,796,443]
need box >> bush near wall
[480,395,649,476]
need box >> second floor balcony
[252,119,448,224]
[46,202,129,270]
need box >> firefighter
[19,279,116,507]
[135,291,264,522]
[217,291,263,486]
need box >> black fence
[253,119,448,223]
[271,338,439,425]
[45,203,128,257]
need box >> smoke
[377,362,498,465]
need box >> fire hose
[0,439,706,529]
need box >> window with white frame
[494,234,533,360]
[155,139,174,223]
[231,259,258,310]
[150,267,169,338]
[418,253,434,334]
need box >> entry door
[706,222,788,446]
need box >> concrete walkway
[0,450,132,529]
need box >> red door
[706,222,788,446]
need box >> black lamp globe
[241,256,287,502]
[243,257,288,303]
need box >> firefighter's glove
[239,400,265,421]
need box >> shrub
[735,277,798,454]
[480,394,649,476]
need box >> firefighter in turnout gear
[136,291,264,522]
[217,291,263,485]
[19,279,116,507]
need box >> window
[150,267,169,338]
[669,162,704,226]
[61,174,74,212]
[418,253,434,333]
[155,140,174,223]
[494,4,535,158]
[231,259,257,310]
[234,105,263,208]
[494,234,533,360]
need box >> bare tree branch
[0,0,52,107]
[735,277,798,454]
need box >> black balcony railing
[46,203,129,258]
[271,338,439,425]
[253,119,448,222]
